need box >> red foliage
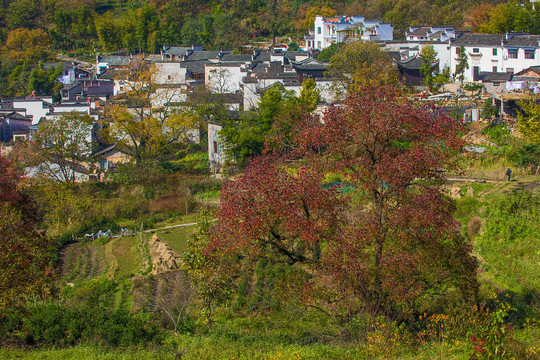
[211,86,477,317]
[0,155,22,205]
[0,156,54,311]
[209,156,342,266]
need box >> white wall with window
[450,34,540,82]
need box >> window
[493,82,500,86]
[317,41,321,49]
[493,48,497,56]
[213,140,218,154]
[493,66,497,73]
[525,49,535,59]
[317,27,321,34]
[508,49,518,59]
[506,68,514,74]
[473,48,479,53]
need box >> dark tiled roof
[431,30,446,39]
[242,76,258,84]
[62,81,82,91]
[267,62,283,73]
[387,51,402,62]
[181,60,210,74]
[99,56,131,66]
[285,51,309,61]
[477,72,513,82]
[219,54,252,62]
[512,76,539,82]
[408,27,431,37]
[397,56,438,70]
[222,93,242,103]
[98,70,119,80]
[505,35,540,47]
[208,62,245,67]
[183,51,221,61]
[452,33,505,46]
[515,66,540,76]
[254,52,271,62]
[250,62,268,73]
[291,58,328,71]
[2,112,31,121]
[256,73,298,80]
[163,46,191,56]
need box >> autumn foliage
[208,86,478,319]
[0,156,54,313]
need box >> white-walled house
[12,97,53,125]
[449,33,540,82]
[205,63,246,94]
[306,15,393,51]
[406,27,456,42]
[154,62,187,85]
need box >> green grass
[474,190,540,294]
[110,236,141,278]
[154,225,196,256]
[0,346,177,360]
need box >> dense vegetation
[2,83,540,358]
[0,0,536,98]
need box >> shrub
[481,123,510,146]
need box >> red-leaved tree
[209,156,341,267]
[312,87,477,316]
[209,86,478,318]
[0,156,54,313]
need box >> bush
[482,123,510,146]
[21,279,163,346]
[482,99,497,119]
[507,143,540,170]
[23,302,70,344]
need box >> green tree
[327,41,400,93]
[6,0,39,30]
[455,45,469,84]
[27,62,63,99]
[482,99,497,119]
[95,14,123,51]
[316,42,344,62]
[419,43,438,91]
[183,208,230,322]
[296,78,320,112]
[219,83,294,167]
[518,96,540,143]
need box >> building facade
[305,15,393,51]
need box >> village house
[161,45,203,61]
[449,33,540,82]
[405,27,456,42]
[60,78,114,102]
[12,97,53,125]
[0,110,33,142]
[305,15,393,51]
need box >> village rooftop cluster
[2,15,540,180]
